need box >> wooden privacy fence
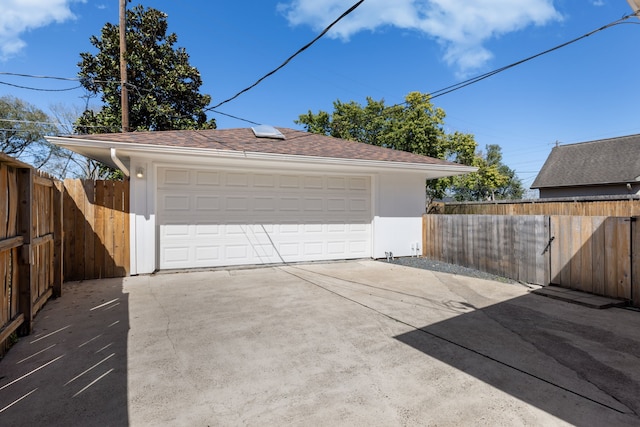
[0,153,62,353]
[550,216,638,304]
[423,214,640,307]
[1,152,130,354]
[441,197,640,216]
[63,179,129,281]
[423,215,549,286]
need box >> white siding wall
[373,173,426,259]
[129,160,156,274]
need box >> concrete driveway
[1,260,639,426]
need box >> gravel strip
[381,256,517,284]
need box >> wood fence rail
[1,153,130,355]
[440,197,640,216]
[423,214,640,307]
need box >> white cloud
[278,0,562,74]
[0,0,84,60]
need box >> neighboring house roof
[531,134,640,189]
[47,127,476,177]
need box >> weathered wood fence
[440,197,640,216]
[423,214,640,307]
[423,215,549,285]
[1,153,130,354]
[0,154,63,353]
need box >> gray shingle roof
[531,134,640,189]
[65,127,457,166]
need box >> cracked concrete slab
[1,260,639,426]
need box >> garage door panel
[162,195,190,212]
[303,198,323,211]
[280,224,300,233]
[279,175,300,188]
[279,242,301,257]
[304,176,323,189]
[163,246,190,264]
[226,197,249,211]
[349,223,368,232]
[254,197,276,211]
[195,170,220,186]
[279,197,300,211]
[303,242,323,256]
[254,174,275,187]
[349,241,368,254]
[349,198,369,211]
[194,195,221,211]
[162,169,190,186]
[226,173,249,186]
[327,177,346,189]
[327,241,346,254]
[304,223,323,233]
[194,223,220,236]
[162,223,191,238]
[327,223,346,233]
[226,245,251,260]
[158,168,371,269]
[195,246,220,262]
[327,198,346,211]
[349,177,369,190]
[252,244,275,257]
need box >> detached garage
[49,127,475,274]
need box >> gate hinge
[542,236,555,255]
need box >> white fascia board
[47,136,477,177]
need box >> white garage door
[157,167,372,269]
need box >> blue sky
[1,0,639,190]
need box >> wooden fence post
[53,181,64,297]
[17,168,33,335]
[632,217,640,307]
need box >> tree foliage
[0,96,57,157]
[0,96,72,177]
[296,92,477,201]
[296,92,524,202]
[76,4,215,133]
[0,97,106,179]
[451,144,523,201]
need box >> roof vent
[251,125,285,140]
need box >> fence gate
[549,216,634,302]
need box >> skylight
[251,125,285,140]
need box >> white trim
[46,136,477,175]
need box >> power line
[0,80,82,92]
[0,72,80,81]
[208,109,260,125]
[207,0,366,111]
[0,118,68,126]
[427,11,640,100]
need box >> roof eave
[531,180,639,189]
[47,136,477,176]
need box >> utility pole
[119,0,130,132]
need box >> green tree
[0,96,76,178]
[76,4,215,134]
[0,96,57,157]
[451,144,524,201]
[296,91,478,201]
